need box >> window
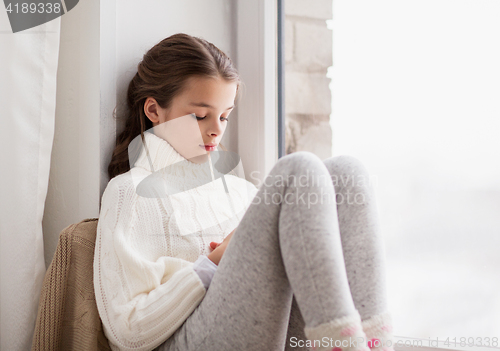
[328,0,500,342]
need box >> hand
[207,227,237,266]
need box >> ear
[144,97,161,124]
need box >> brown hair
[107,33,241,180]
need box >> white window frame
[236,0,279,187]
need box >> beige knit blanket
[31,218,111,351]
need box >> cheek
[220,121,228,132]
[156,114,204,148]
[160,109,174,124]
[197,123,210,135]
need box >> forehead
[175,76,237,108]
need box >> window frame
[235,0,279,186]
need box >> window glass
[329,0,500,338]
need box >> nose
[207,117,224,138]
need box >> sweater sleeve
[192,255,218,289]
[93,178,207,351]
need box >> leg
[284,294,308,351]
[322,155,394,351]
[157,151,369,351]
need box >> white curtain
[0,14,61,351]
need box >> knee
[323,155,372,188]
[268,151,327,182]
[280,151,323,164]
[275,151,325,173]
[324,154,369,176]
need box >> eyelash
[195,115,229,122]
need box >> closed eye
[194,115,229,122]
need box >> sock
[361,311,395,351]
[304,310,371,351]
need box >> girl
[94,33,395,351]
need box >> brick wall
[285,0,333,160]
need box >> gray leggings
[155,151,388,351]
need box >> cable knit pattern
[304,310,371,351]
[94,131,258,351]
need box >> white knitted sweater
[94,131,258,351]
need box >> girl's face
[144,75,237,163]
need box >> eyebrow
[189,102,235,110]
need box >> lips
[199,144,218,151]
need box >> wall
[284,0,333,160]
